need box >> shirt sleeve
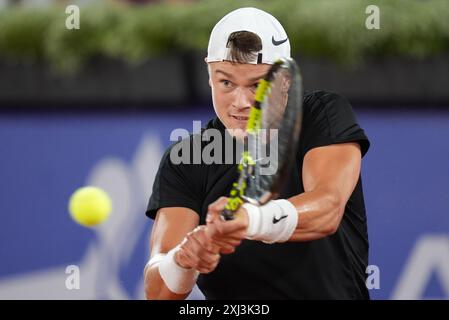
[301,91,370,157]
[145,144,203,220]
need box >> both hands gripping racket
[221,58,304,220]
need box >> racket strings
[245,62,303,203]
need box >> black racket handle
[221,208,235,221]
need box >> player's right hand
[205,197,247,254]
[174,225,221,274]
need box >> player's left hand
[206,197,249,254]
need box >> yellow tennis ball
[69,186,112,227]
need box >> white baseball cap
[206,7,291,65]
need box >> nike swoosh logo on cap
[272,36,288,46]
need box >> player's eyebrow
[215,69,265,83]
[215,69,235,79]
[248,74,266,83]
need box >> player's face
[208,61,271,136]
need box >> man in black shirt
[144,7,370,299]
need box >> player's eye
[250,82,260,93]
[220,79,233,88]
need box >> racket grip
[221,208,235,221]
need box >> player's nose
[232,87,253,111]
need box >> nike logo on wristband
[272,214,288,224]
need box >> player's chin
[226,117,248,138]
[227,128,248,140]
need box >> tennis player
[144,7,370,299]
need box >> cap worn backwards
[206,7,291,65]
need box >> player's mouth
[231,115,249,121]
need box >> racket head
[246,57,303,204]
[222,58,303,219]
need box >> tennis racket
[221,57,304,221]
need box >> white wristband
[243,199,298,244]
[148,245,199,294]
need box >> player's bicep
[302,142,361,205]
[149,207,200,257]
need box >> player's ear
[205,59,212,88]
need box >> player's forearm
[144,265,190,300]
[288,188,344,241]
[208,190,344,245]
[144,245,200,300]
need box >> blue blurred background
[0,0,448,300]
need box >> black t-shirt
[146,90,370,299]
